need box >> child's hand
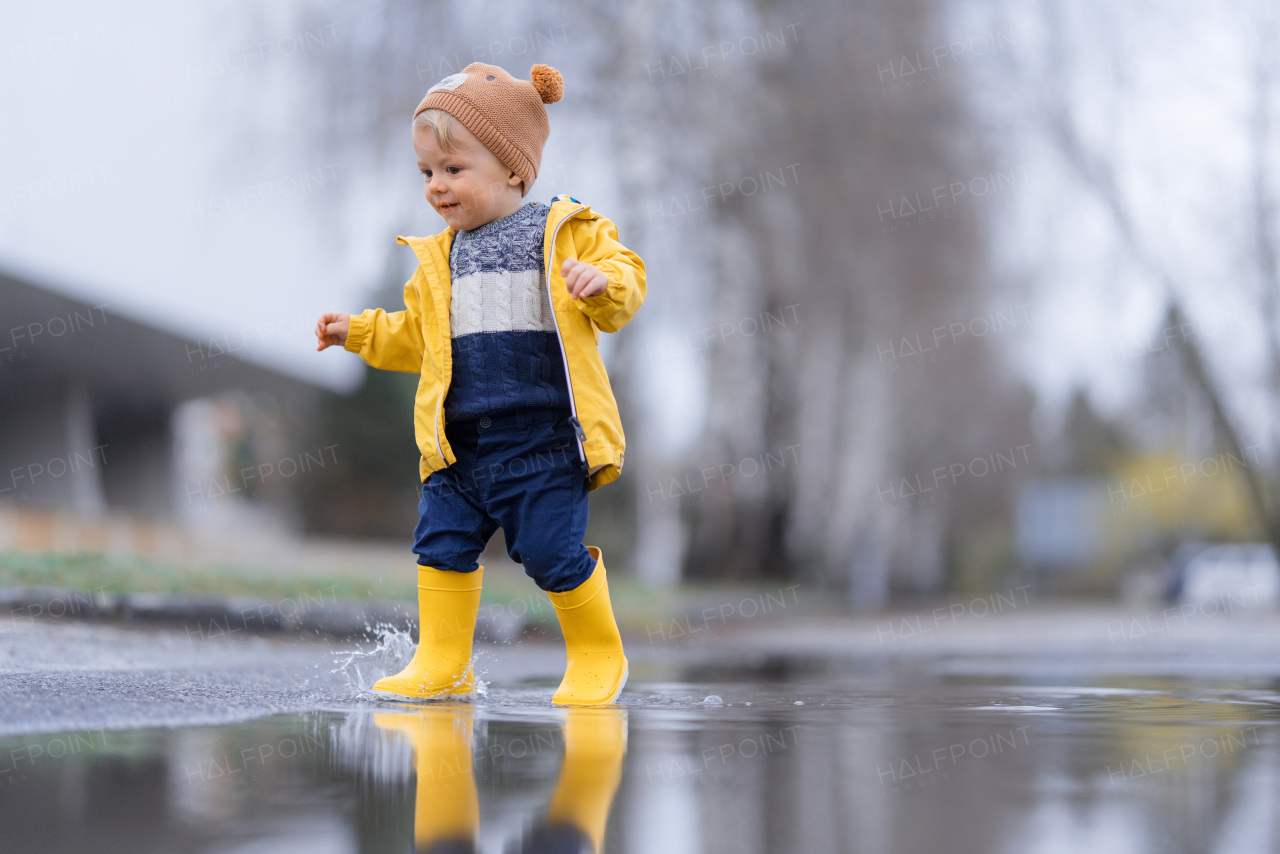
[315,312,350,351]
[561,258,607,300]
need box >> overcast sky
[0,1,622,397]
[0,1,368,389]
[3,0,1274,454]
[978,0,1273,449]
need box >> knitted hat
[413,62,563,197]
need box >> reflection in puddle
[361,702,627,853]
[1,660,1279,853]
[373,703,480,851]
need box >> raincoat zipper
[545,204,589,465]
[434,393,445,467]
[433,239,452,468]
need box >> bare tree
[554,0,1033,603]
[271,0,1033,605]
[987,0,1280,553]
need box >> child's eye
[446,166,460,175]
[421,170,431,178]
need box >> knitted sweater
[443,201,571,422]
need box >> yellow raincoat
[343,196,646,492]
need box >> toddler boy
[315,62,644,706]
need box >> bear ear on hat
[530,64,563,104]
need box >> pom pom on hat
[530,64,563,104]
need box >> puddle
[1,650,1279,853]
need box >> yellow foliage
[1101,447,1262,555]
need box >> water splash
[331,622,417,697]
[330,623,490,701]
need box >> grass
[0,550,413,603]
[0,549,818,634]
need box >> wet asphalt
[2,603,1279,853]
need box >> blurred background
[3,0,1279,613]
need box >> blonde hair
[412,108,464,152]
[412,106,526,196]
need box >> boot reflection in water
[516,706,629,854]
[374,702,479,854]
[376,705,628,853]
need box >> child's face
[414,121,523,231]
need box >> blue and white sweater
[443,201,571,423]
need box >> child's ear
[507,170,522,188]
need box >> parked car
[1165,542,1280,608]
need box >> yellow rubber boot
[548,547,628,706]
[373,564,483,700]
[373,702,478,850]
[544,707,629,851]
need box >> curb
[0,587,527,642]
